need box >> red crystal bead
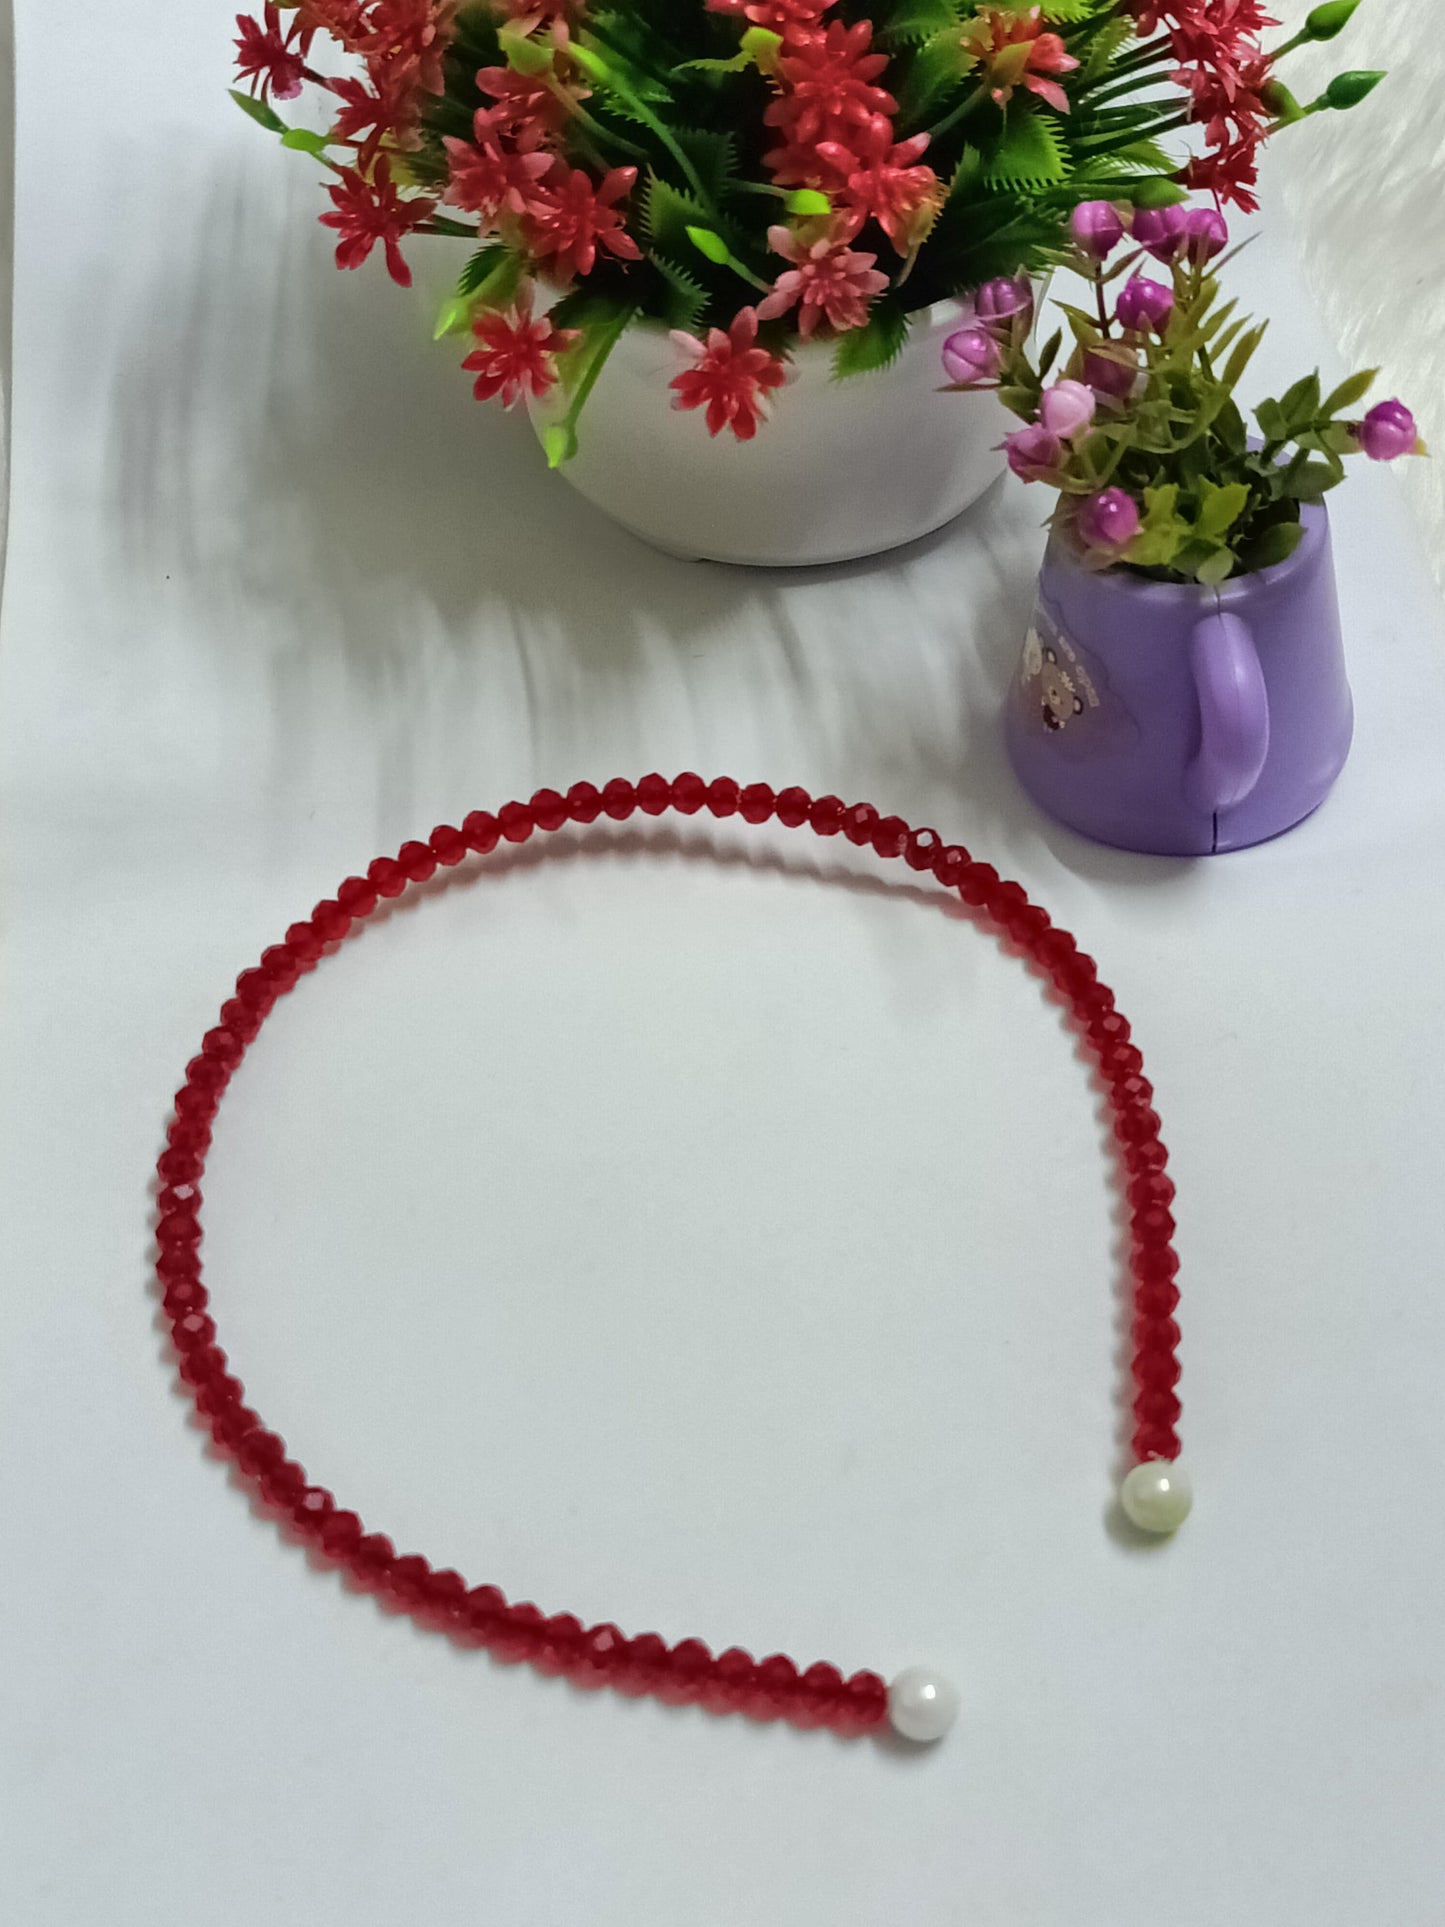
[291,1487,336,1535]
[218,998,260,1043]
[349,1534,396,1588]
[932,844,968,889]
[166,1116,212,1155]
[564,783,601,825]
[234,967,275,1010]
[1134,1245,1181,1286]
[528,789,568,833]
[1135,1314,1182,1353]
[319,1511,363,1559]
[462,810,501,853]
[739,782,775,824]
[211,1404,261,1450]
[178,1344,228,1388]
[1090,1011,1132,1050]
[1115,1107,1163,1146]
[797,1661,846,1727]
[429,824,468,866]
[156,1212,201,1250]
[172,1084,217,1123]
[753,1653,802,1720]
[990,880,1029,925]
[421,1569,467,1620]
[337,876,379,918]
[397,840,437,882]
[463,1584,508,1642]
[671,772,706,815]
[1126,1138,1170,1178]
[172,1312,216,1352]
[616,1631,670,1697]
[1113,1074,1154,1111]
[259,1460,308,1510]
[837,1670,889,1732]
[157,1182,202,1217]
[284,923,323,966]
[194,1376,246,1419]
[775,785,811,829]
[156,1249,200,1286]
[637,773,672,816]
[702,1646,757,1715]
[706,777,740,817]
[310,900,352,942]
[841,802,878,846]
[602,778,637,820]
[1136,1350,1182,1391]
[1134,1422,1181,1460]
[1129,1170,1176,1213]
[201,1025,243,1065]
[184,1056,227,1094]
[536,1612,586,1675]
[237,1431,288,1479]
[498,801,534,844]
[872,814,907,860]
[367,856,407,897]
[1098,1039,1143,1080]
[659,1637,713,1704]
[162,1278,208,1318]
[1133,1204,1176,1245]
[574,1622,629,1687]
[809,794,845,835]
[384,1554,433,1609]
[491,1602,546,1663]
[1134,1388,1183,1428]
[957,861,1000,908]
[905,827,942,872]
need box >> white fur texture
[1268,0,1445,596]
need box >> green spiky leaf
[642,173,716,268]
[833,301,912,379]
[652,256,709,333]
[984,111,1068,189]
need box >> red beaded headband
[154,775,1188,1748]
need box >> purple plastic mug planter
[1005,502,1353,856]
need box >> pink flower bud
[1183,208,1228,264]
[1004,423,1065,482]
[1354,398,1419,461]
[973,275,1034,337]
[1083,345,1140,402]
[1075,488,1141,552]
[1131,204,1188,263]
[1070,200,1125,261]
[1115,274,1175,333]
[941,326,1002,385]
[1039,378,1097,440]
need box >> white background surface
[3,7,1445,1924]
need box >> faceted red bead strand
[156,776,1182,1734]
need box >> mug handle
[1187,611,1270,813]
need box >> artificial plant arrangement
[942,197,1424,583]
[232,0,1386,458]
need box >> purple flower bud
[1070,200,1125,261]
[1004,423,1065,483]
[1355,398,1419,461]
[1083,344,1140,402]
[941,326,1002,385]
[973,275,1034,337]
[1115,274,1175,334]
[1183,208,1229,264]
[1075,488,1141,552]
[1131,204,1188,263]
[1039,378,1097,440]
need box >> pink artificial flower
[817,130,944,254]
[756,219,889,335]
[1039,379,1096,440]
[960,7,1081,116]
[1003,422,1065,482]
[765,20,896,150]
[443,120,553,222]
[706,0,835,37]
[476,57,586,141]
[521,164,642,281]
[358,0,458,98]
[319,158,435,285]
[669,308,790,441]
[235,4,314,102]
[461,282,580,406]
[329,65,424,161]
[941,326,1001,385]
[1074,487,1142,551]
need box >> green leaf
[1196,547,1238,586]
[672,127,739,205]
[1322,368,1378,417]
[278,127,332,157]
[642,173,716,267]
[1246,520,1306,571]
[833,302,912,379]
[1277,371,1323,431]
[1129,175,1189,209]
[1124,483,1187,569]
[785,189,832,216]
[878,0,967,44]
[1221,322,1268,396]
[1197,479,1251,540]
[456,244,524,308]
[651,257,708,333]
[1081,16,1133,82]
[686,225,731,265]
[1286,459,1344,503]
[984,110,1068,189]
[230,88,287,134]
[1255,397,1289,444]
[1036,328,1063,381]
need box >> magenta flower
[1083,344,1140,402]
[756,221,890,336]
[1183,208,1229,264]
[941,326,1002,385]
[1116,275,1175,334]
[1004,423,1065,482]
[1131,205,1188,264]
[973,275,1034,338]
[1354,399,1422,461]
[1070,200,1125,261]
[1039,379,1096,440]
[1075,488,1141,552]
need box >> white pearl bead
[1121,1460,1193,1534]
[888,1667,960,1744]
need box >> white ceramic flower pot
[527,300,1011,567]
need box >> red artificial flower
[706,0,835,37]
[1180,138,1261,213]
[521,163,642,281]
[461,282,580,405]
[492,0,586,30]
[443,119,553,222]
[358,0,457,97]
[959,7,1081,116]
[329,64,423,160]
[817,129,943,253]
[765,20,896,151]
[669,307,789,441]
[235,4,314,102]
[476,58,584,141]
[297,0,369,39]
[755,218,889,335]
[320,158,435,284]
